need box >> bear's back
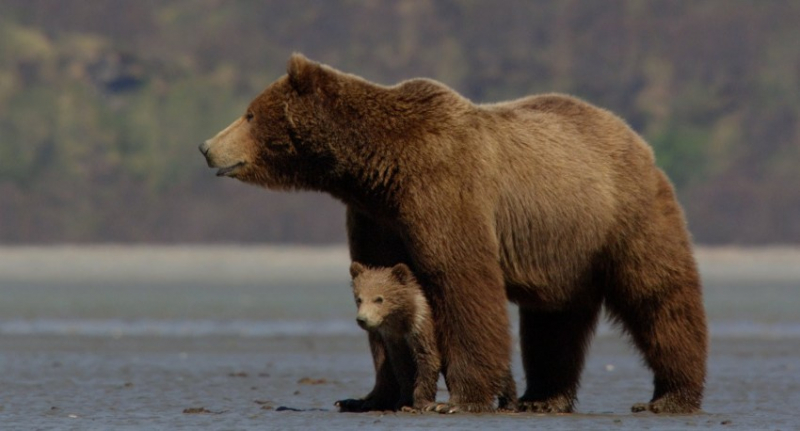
[477,94,663,300]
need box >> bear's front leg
[410,228,513,414]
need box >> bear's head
[199,53,346,191]
[349,261,423,333]
[199,53,462,195]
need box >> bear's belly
[495,198,607,309]
[502,270,579,310]
[505,281,548,307]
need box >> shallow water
[1,246,799,430]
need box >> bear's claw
[631,395,701,414]
[517,394,574,414]
[425,402,496,414]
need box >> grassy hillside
[1,1,799,244]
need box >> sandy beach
[1,246,799,430]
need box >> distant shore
[1,244,799,282]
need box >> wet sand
[1,246,799,430]
[2,333,798,430]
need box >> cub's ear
[350,261,366,279]
[391,263,414,285]
[287,53,333,96]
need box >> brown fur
[337,262,440,412]
[200,54,708,413]
[336,262,516,413]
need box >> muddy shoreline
[1,246,799,429]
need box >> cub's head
[198,53,364,191]
[349,262,420,332]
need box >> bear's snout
[356,316,368,330]
[198,140,220,169]
[198,141,215,168]
[199,141,210,156]
[199,117,257,178]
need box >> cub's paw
[335,398,371,413]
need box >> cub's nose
[198,141,210,156]
[356,316,368,330]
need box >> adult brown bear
[199,54,707,414]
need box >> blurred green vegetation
[0,0,799,244]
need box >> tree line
[1,0,799,244]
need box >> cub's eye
[245,112,254,122]
[355,298,362,306]
[374,296,384,304]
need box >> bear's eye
[355,297,362,306]
[374,296,384,304]
[245,112,254,122]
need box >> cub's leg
[337,209,410,412]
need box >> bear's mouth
[216,162,245,177]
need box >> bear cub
[337,262,516,413]
[337,262,440,412]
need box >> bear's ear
[350,261,366,279]
[287,53,333,96]
[391,263,413,285]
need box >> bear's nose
[356,316,368,330]
[198,141,210,156]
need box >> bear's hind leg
[518,304,601,413]
[605,252,707,413]
[605,183,708,413]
